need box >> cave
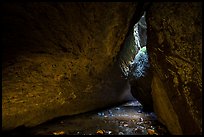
[1,2,202,135]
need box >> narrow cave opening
[118,12,153,112]
[119,12,149,80]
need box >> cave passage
[118,11,154,112]
[2,11,169,136]
[119,12,149,80]
[2,2,202,135]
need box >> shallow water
[4,100,170,135]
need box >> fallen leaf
[147,129,158,135]
[53,131,65,135]
[96,129,105,135]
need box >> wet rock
[146,2,202,135]
[2,100,169,135]
[129,67,154,112]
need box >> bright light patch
[119,12,149,79]
[131,47,149,78]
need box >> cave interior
[1,2,202,135]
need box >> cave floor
[6,100,170,135]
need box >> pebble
[115,107,120,110]
[123,124,128,127]
[106,131,112,134]
[137,110,142,113]
[118,132,124,135]
[139,118,144,122]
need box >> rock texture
[146,2,202,135]
[129,68,153,112]
[2,2,142,130]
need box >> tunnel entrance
[119,12,149,80]
[118,12,153,112]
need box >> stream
[4,100,170,135]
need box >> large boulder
[146,2,202,135]
[2,2,142,130]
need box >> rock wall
[146,2,202,135]
[2,2,141,130]
[2,2,202,135]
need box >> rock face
[130,68,153,112]
[2,2,141,130]
[146,2,202,135]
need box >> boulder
[2,2,142,130]
[146,2,202,135]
